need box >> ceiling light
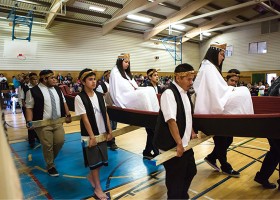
[202,32,211,36]
[89,5,106,12]
[127,14,152,23]
[170,24,185,30]
[16,0,41,5]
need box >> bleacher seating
[59,85,77,111]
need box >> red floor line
[10,147,53,200]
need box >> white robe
[109,66,159,112]
[193,60,254,114]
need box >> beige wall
[200,22,280,72]
[0,21,200,72]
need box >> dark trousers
[144,128,159,155]
[207,136,233,171]
[107,120,117,146]
[22,106,40,145]
[257,139,280,181]
[163,149,197,199]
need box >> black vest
[22,84,30,101]
[153,82,193,151]
[100,81,108,94]
[147,82,163,94]
[78,91,108,136]
[30,85,65,121]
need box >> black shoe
[222,169,240,178]
[254,175,276,189]
[48,167,59,177]
[143,152,154,160]
[204,157,220,171]
[109,143,119,151]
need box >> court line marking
[231,149,265,163]
[109,176,134,179]
[108,138,257,199]
[238,144,269,151]
[63,175,86,179]
[193,153,267,199]
[10,147,53,199]
[34,166,47,173]
[189,189,214,200]
[253,140,269,145]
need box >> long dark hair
[116,58,133,80]
[203,47,224,73]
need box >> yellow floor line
[34,166,47,173]
[109,176,133,179]
[63,174,86,179]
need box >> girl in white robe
[109,54,159,112]
[193,43,254,115]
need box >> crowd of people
[1,43,280,199]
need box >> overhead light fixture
[16,0,41,5]
[127,14,152,23]
[89,5,106,12]
[202,32,211,36]
[170,24,186,30]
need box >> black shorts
[82,141,108,170]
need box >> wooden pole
[31,115,81,128]
[95,125,140,143]
[151,133,213,166]
[0,117,23,198]
[32,115,140,143]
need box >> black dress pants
[143,128,159,155]
[207,136,233,171]
[22,106,39,145]
[257,139,280,181]
[163,149,197,199]
[107,120,117,146]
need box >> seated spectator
[258,81,265,96]
[62,76,70,86]
[0,73,8,90]
[251,84,259,96]
[264,83,269,96]
[69,83,75,93]
[57,73,63,84]
[67,73,73,84]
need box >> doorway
[267,73,277,86]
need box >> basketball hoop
[17,53,26,60]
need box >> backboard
[3,40,37,59]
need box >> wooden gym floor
[5,107,280,199]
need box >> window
[225,45,233,57]
[249,41,267,54]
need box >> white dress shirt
[160,81,192,148]
[25,83,66,120]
